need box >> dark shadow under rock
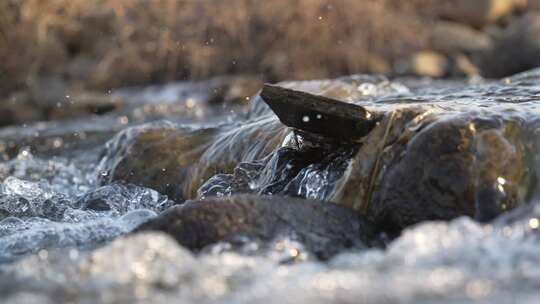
[134,195,377,259]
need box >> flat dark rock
[260,84,380,140]
[135,195,377,259]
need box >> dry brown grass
[0,0,437,96]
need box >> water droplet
[38,249,48,260]
[52,138,63,148]
[69,248,79,260]
[186,98,196,109]
[118,116,129,125]
[529,218,539,229]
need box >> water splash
[4,199,540,303]
[0,174,169,262]
[198,144,355,201]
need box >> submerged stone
[135,195,376,259]
[98,118,290,202]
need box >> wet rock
[260,84,381,141]
[330,87,536,230]
[247,75,409,120]
[479,13,540,78]
[135,195,376,259]
[254,75,540,230]
[98,118,289,202]
[98,124,219,202]
[371,114,528,229]
[106,73,540,233]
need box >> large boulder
[135,195,377,259]
[258,76,539,231]
[334,110,530,230]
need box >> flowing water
[2,72,540,303]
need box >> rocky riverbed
[2,70,540,303]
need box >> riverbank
[2,0,540,103]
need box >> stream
[2,71,540,303]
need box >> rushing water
[2,72,540,303]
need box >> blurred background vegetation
[1,0,540,99]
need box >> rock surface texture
[136,195,376,259]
